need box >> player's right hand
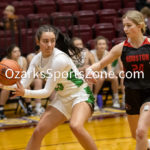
[11,81,25,98]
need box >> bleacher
[0,0,136,57]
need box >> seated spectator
[26,46,45,115]
[111,58,125,108]
[0,44,33,119]
[91,36,120,108]
[0,5,18,31]
[140,6,150,35]
[71,37,95,90]
[71,37,95,74]
[26,46,40,64]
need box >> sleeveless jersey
[91,49,108,71]
[17,56,24,70]
[121,37,150,89]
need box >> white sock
[35,103,41,109]
[113,93,119,100]
[148,139,150,148]
[0,107,4,111]
[122,94,125,103]
[94,94,97,101]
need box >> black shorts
[125,88,150,115]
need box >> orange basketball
[0,59,22,85]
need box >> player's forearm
[23,88,51,99]
[91,61,102,72]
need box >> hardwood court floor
[0,116,138,150]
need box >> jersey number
[131,64,144,72]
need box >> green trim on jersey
[41,72,49,80]
[112,59,118,67]
[67,69,84,87]
[84,86,95,110]
[55,83,64,91]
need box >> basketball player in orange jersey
[0,25,97,150]
[86,10,150,150]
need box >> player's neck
[129,33,145,48]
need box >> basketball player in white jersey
[1,25,97,150]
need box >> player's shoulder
[113,41,125,50]
[27,53,35,59]
[90,49,96,55]
[147,37,150,42]
[33,52,41,59]
[52,48,72,66]
[139,36,150,45]
[90,49,96,52]
[109,41,125,57]
[20,56,27,61]
[54,48,66,56]
[54,48,69,59]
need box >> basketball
[0,59,22,85]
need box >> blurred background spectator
[0,5,18,31]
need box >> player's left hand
[11,81,25,98]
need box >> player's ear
[137,23,143,31]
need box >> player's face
[3,9,13,18]
[38,32,56,57]
[11,47,21,60]
[96,39,107,52]
[73,39,84,49]
[123,17,141,38]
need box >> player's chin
[45,50,53,56]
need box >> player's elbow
[42,90,51,98]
